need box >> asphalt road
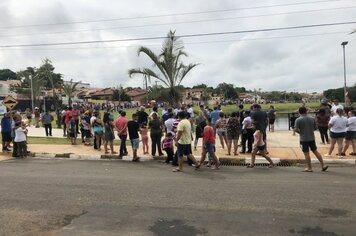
[0,158,355,236]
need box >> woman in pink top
[196,118,220,170]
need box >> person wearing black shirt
[127,113,140,162]
[149,113,164,156]
[136,106,149,127]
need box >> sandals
[172,168,182,172]
[322,166,329,172]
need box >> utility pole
[30,75,34,111]
[341,41,348,103]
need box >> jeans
[16,141,27,158]
[241,128,254,152]
[318,126,329,143]
[44,124,52,136]
[164,148,174,163]
[119,135,128,156]
[150,132,163,156]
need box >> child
[140,122,149,154]
[248,124,274,168]
[161,132,174,164]
[127,113,140,162]
[14,121,28,158]
[68,116,77,145]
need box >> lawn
[27,136,128,146]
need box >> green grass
[28,136,129,146]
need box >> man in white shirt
[187,104,194,118]
[164,113,176,135]
[331,99,344,116]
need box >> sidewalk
[1,127,355,164]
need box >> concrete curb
[31,152,356,166]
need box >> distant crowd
[1,99,355,172]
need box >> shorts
[203,143,216,152]
[345,131,356,140]
[177,144,192,158]
[330,131,346,139]
[257,145,266,151]
[227,132,240,140]
[94,131,103,136]
[83,130,91,138]
[269,118,275,125]
[1,131,12,142]
[300,141,317,152]
[217,128,227,136]
[131,138,140,150]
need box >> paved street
[0,158,355,236]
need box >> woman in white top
[341,110,356,156]
[325,108,348,158]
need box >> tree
[128,30,198,106]
[62,79,80,107]
[112,87,131,102]
[215,83,238,100]
[11,67,45,108]
[37,59,63,128]
[0,69,18,81]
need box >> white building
[0,80,21,98]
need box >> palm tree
[62,79,80,107]
[128,30,198,106]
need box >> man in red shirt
[115,111,128,158]
[196,117,220,170]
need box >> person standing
[136,106,149,127]
[81,111,92,146]
[295,106,329,172]
[267,105,276,132]
[72,105,81,134]
[103,112,116,154]
[325,108,348,158]
[41,111,53,137]
[241,111,254,153]
[1,112,12,152]
[341,110,356,156]
[164,112,176,135]
[226,112,240,156]
[173,112,198,172]
[115,111,128,158]
[64,107,73,137]
[331,99,344,116]
[127,113,140,162]
[34,107,40,128]
[209,107,220,135]
[14,121,28,158]
[215,112,228,149]
[149,113,164,157]
[25,108,32,127]
[251,104,269,153]
[140,122,149,154]
[194,111,206,151]
[315,108,330,144]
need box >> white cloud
[0,0,355,92]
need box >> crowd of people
[1,99,355,172]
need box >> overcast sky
[0,0,355,92]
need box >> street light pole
[30,75,34,111]
[341,41,348,103]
